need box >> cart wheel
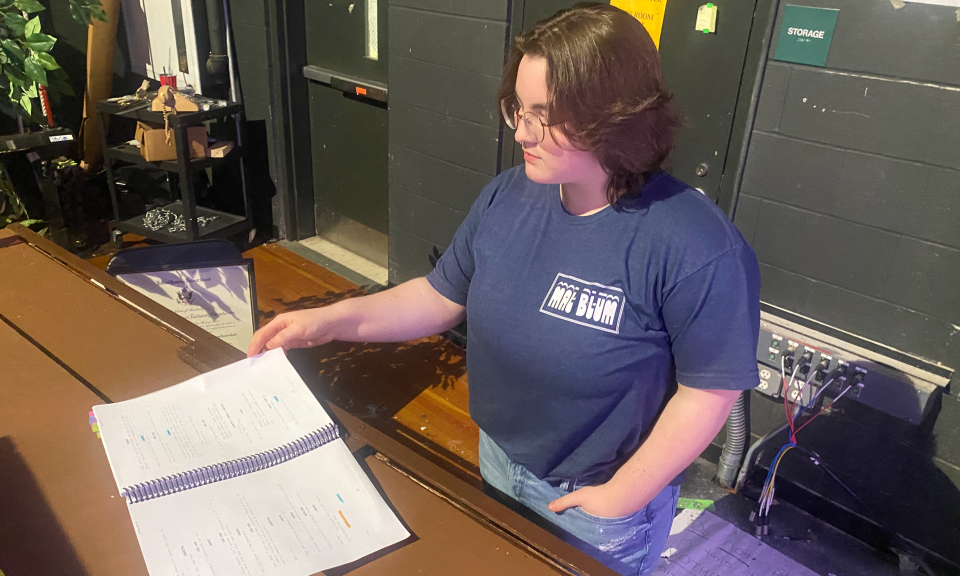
[111,229,124,248]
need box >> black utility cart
[96,98,251,246]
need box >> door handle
[302,65,388,103]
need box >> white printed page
[128,441,410,576]
[94,349,333,491]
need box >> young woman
[248,4,760,574]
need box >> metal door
[510,0,760,201]
[302,0,389,265]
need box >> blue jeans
[479,431,678,576]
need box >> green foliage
[3,13,26,37]
[0,161,44,234]
[15,0,47,13]
[0,178,28,227]
[0,2,103,230]
[24,14,38,35]
[67,0,107,26]
[24,55,46,85]
[33,51,57,69]
[2,39,25,64]
[24,32,56,53]
[0,0,109,123]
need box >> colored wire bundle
[752,440,794,535]
[795,382,853,435]
[754,355,850,536]
[749,359,937,573]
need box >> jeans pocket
[575,507,644,525]
[569,506,652,556]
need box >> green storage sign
[773,5,839,68]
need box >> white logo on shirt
[539,273,625,334]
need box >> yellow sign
[612,0,668,49]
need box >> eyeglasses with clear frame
[500,96,553,143]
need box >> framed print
[115,259,258,352]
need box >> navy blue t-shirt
[427,167,760,486]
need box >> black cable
[794,447,874,513]
[791,446,940,576]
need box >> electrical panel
[755,306,952,424]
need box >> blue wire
[766,380,822,498]
[761,441,796,493]
[766,366,819,498]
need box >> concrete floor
[298,236,388,285]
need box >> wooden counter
[0,225,615,576]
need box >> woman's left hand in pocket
[547,481,640,519]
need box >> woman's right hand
[246,278,465,358]
[246,308,338,357]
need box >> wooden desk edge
[6,224,241,372]
[332,405,617,576]
[5,225,616,576]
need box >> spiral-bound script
[120,422,340,504]
[94,350,409,576]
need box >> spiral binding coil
[120,423,340,504]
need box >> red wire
[786,364,819,443]
[794,393,842,435]
[794,409,824,435]
[795,375,855,436]
[790,370,813,416]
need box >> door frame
[266,0,316,241]
[268,0,395,243]
[716,0,779,219]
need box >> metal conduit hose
[715,392,748,488]
[733,421,791,491]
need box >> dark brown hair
[498,2,680,207]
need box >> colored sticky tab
[91,423,100,432]
[89,411,95,417]
[677,497,715,511]
[96,432,101,439]
[696,4,717,34]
